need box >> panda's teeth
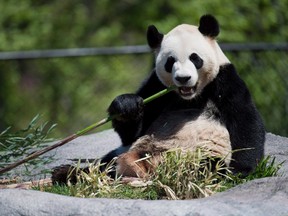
[179,87,193,95]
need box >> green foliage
[1,0,287,49]
[107,184,159,200]
[68,160,121,198]
[241,155,283,181]
[153,149,230,199]
[66,160,158,199]
[67,148,230,200]
[0,0,288,136]
[0,115,56,178]
[223,155,283,189]
[33,184,71,196]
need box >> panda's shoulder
[202,63,251,105]
[215,63,249,93]
[217,63,243,83]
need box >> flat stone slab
[1,130,288,215]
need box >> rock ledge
[0,131,287,216]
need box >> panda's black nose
[175,76,191,84]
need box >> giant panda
[52,14,265,184]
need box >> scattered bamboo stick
[0,86,177,175]
[0,178,52,190]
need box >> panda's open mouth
[178,85,197,98]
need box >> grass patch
[34,184,71,195]
[36,149,283,199]
[152,148,230,199]
[222,155,284,189]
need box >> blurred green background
[0,0,287,137]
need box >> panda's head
[147,15,230,100]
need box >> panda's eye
[189,53,203,69]
[164,56,176,73]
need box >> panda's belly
[132,109,231,164]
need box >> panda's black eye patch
[189,53,203,69]
[164,56,176,73]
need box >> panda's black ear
[147,25,163,49]
[198,14,220,38]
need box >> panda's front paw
[108,94,144,121]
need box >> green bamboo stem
[143,85,177,104]
[0,85,176,175]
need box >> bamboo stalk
[0,86,176,175]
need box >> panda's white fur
[155,24,230,100]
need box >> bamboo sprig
[0,85,177,175]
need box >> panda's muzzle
[175,75,198,98]
[175,76,191,84]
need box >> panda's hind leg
[116,135,164,178]
[117,151,149,178]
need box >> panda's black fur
[52,14,265,184]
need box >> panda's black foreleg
[108,93,144,147]
[90,93,145,179]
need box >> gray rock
[265,133,288,175]
[1,131,288,216]
[0,177,288,216]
